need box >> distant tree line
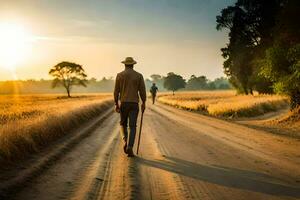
[145,73,232,94]
[0,77,115,94]
[0,73,231,95]
[216,0,300,109]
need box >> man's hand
[115,104,120,113]
[141,102,146,113]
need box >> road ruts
[4,102,300,200]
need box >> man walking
[150,83,158,104]
[114,57,146,157]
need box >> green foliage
[186,75,208,90]
[253,75,274,94]
[163,72,186,94]
[260,0,300,108]
[262,44,300,108]
[49,61,88,97]
[216,0,283,95]
[185,75,232,91]
[217,0,300,110]
[207,82,217,90]
[213,77,232,90]
[147,75,231,92]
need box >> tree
[150,74,162,82]
[207,82,217,90]
[149,74,164,91]
[252,75,274,94]
[213,77,232,90]
[261,0,300,109]
[89,77,97,83]
[216,0,283,94]
[186,75,208,90]
[49,61,88,97]
[163,72,186,95]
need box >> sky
[0,0,234,81]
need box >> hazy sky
[0,0,234,80]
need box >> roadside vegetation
[216,0,300,109]
[158,91,288,118]
[273,106,300,135]
[0,94,113,162]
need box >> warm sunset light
[0,22,32,70]
[0,1,299,199]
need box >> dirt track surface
[1,103,300,200]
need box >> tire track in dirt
[148,103,300,200]
[98,135,141,200]
[0,108,114,199]
[99,109,186,200]
[136,111,186,200]
[93,103,300,200]
[5,111,119,200]
[146,107,213,200]
[3,102,300,200]
[70,126,119,200]
[152,103,300,178]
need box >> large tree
[261,0,300,109]
[186,75,208,90]
[49,61,87,97]
[163,72,186,95]
[216,0,283,94]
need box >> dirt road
[1,103,300,200]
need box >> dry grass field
[158,91,289,118]
[0,94,113,162]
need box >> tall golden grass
[0,94,113,162]
[158,91,289,118]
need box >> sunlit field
[158,91,289,118]
[0,94,113,161]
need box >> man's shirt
[114,68,146,104]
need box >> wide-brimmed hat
[121,57,137,65]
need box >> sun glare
[0,22,32,70]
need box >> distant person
[114,57,146,157]
[150,83,158,104]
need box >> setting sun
[0,22,32,70]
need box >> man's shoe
[126,148,135,157]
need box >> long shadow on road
[137,156,300,198]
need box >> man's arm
[139,75,147,112]
[113,74,120,112]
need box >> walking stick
[136,111,144,155]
